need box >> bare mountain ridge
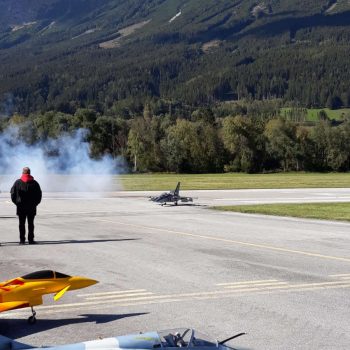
[1,0,349,47]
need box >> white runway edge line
[218,210,350,227]
[80,280,350,304]
[216,279,278,285]
[77,289,147,297]
[213,198,350,203]
[331,273,350,280]
[85,292,154,301]
[2,281,350,318]
[224,282,288,289]
[93,218,350,263]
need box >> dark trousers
[18,214,35,242]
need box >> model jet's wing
[54,285,70,301]
[179,196,193,202]
[0,301,29,313]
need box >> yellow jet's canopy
[21,271,71,280]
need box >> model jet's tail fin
[174,182,180,196]
[0,336,33,350]
[54,285,70,301]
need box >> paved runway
[0,189,350,350]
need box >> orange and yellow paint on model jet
[0,270,98,323]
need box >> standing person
[11,167,42,245]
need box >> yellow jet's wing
[0,301,29,313]
[54,285,70,301]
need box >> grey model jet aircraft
[0,328,246,350]
[150,182,193,206]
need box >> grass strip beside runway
[119,173,350,191]
[213,202,350,222]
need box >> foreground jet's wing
[0,301,29,313]
[1,329,246,350]
[54,285,70,301]
[0,335,34,350]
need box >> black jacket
[11,178,42,215]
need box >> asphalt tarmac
[0,189,349,350]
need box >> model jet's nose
[68,276,98,290]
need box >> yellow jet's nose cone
[68,276,99,290]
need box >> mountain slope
[0,0,350,115]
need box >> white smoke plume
[0,126,124,193]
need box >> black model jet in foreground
[150,182,193,206]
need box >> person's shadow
[0,312,148,338]
[0,238,140,246]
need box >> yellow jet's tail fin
[54,285,70,301]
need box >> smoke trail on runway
[0,126,123,193]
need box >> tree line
[1,101,350,173]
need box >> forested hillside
[1,1,350,174]
[0,0,349,115]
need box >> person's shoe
[28,241,38,245]
[19,241,25,245]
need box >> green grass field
[213,202,350,222]
[281,108,350,121]
[119,172,350,191]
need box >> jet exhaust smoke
[0,126,124,193]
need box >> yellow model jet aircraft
[0,270,98,324]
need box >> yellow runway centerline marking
[93,219,350,263]
[329,273,350,277]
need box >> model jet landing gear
[28,307,37,324]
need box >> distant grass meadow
[305,108,350,121]
[213,202,350,222]
[119,172,350,191]
[281,107,350,121]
